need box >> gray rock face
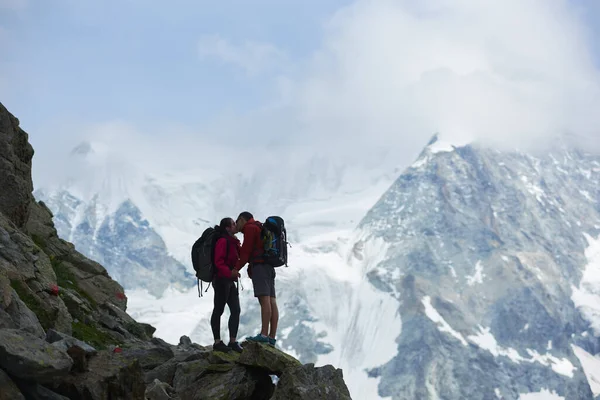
[356,139,600,399]
[51,350,146,400]
[0,328,73,383]
[237,341,301,376]
[272,363,352,400]
[0,102,34,228]
[0,269,45,338]
[46,329,98,364]
[145,379,177,400]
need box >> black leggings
[210,279,240,341]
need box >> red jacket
[214,234,241,280]
[235,218,264,271]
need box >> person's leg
[268,297,278,339]
[268,266,278,345]
[258,295,272,336]
[227,281,241,343]
[247,264,272,343]
[210,279,231,352]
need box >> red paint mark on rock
[116,292,126,300]
[49,285,59,296]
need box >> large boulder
[0,269,45,337]
[272,363,352,400]
[122,342,175,370]
[237,341,301,375]
[0,102,34,228]
[51,351,146,400]
[0,328,73,383]
[176,363,272,400]
[145,379,177,400]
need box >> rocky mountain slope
[33,188,193,296]
[0,101,351,400]
[352,136,600,399]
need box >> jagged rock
[140,322,156,337]
[0,328,73,383]
[46,328,97,353]
[179,335,192,347]
[0,308,14,330]
[152,336,174,349]
[145,360,179,386]
[123,342,175,370]
[46,329,97,372]
[272,363,352,400]
[145,341,208,386]
[175,362,273,400]
[67,345,89,373]
[52,351,145,400]
[171,346,279,400]
[0,213,37,280]
[2,284,45,338]
[0,102,34,228]
[237,341,301,376]
[0,368,25,400]
[146,379,177,400]
[99,313,118,330]
[6,276,71,334]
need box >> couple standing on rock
[210,211,279,353]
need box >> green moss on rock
[51,259,97,308]
[9,279,54,330]
[124,322,147,340]
[30,234,47,250]
[205,363,235,373]
[71,321,114,350]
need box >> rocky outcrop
[0,101,351,399]
[0,102,34,228]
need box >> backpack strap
[198,280,212,297]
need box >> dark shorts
[251,263,276,298]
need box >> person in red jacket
[210,217,243,353]
[233,211,279,346]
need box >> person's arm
[214,238,230,278]
[235,226,257,270]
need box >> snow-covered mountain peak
[355,141,600,399]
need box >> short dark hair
[237,211,253,222]
[219,217,234,229]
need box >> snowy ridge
[571,233,600,336]
[357,142,600,399]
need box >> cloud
[198,34,288,77]
[276,0,600,157]
[22,0,600,189]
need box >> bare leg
[268,297,279,338]
[258,296,271,336]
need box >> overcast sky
[2,0,600,184]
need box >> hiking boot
[228,341,243,353]
[268,337,276,347]
[246,333,270,343]
[212,340,231,353]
